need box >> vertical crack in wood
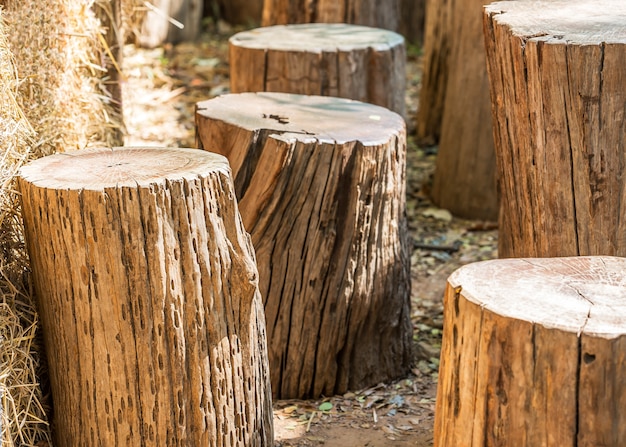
[563,46,581,256]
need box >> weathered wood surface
[415,0,453,145]
[229,23,406,118]
[429,0,497,220]
[196,93,413,399]
[484,0,626,257]
[261,0,400,32]
[18,147,273,446]
[435,256,626,446]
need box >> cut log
[229,23,406,118]
[435,256,626,446]
[414,0,453,145]
[429,0,497,221]
[261,0,400,32]
[18,147,273,446]
[195,92,412,399]
[484,0,626,257]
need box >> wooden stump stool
[196,93,412,399]
[435,256,626,446]
[484,0,626,257]
[229,23,406,118]
[18,147,273,446]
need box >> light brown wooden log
[429,0,497,221]
[435,256,626,446]
[261,0,400,32]
[483,0,626,257]
[229,23,406,118]
[195,93,412,399]
[18,147,273,446]
[415,0,453,145]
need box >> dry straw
[0,0,131,445]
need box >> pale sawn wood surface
[229,23,406,117]
[196,93,413,399]
[435,256,626,446]
[484,0,626,257]
[18,147,273,446]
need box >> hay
[0,1,131,445]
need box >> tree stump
[484,0,626,258]
[229,23,406,118]
[195,92,413,399]
[415,0,452,145]
[435,256,626,446]
[18,147,273,446]
[429,0,497,221]
[261,0,400,32]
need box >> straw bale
[0,1,131,444]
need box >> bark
[261,0,400,31]
[196,92,413,399]
[229,23,406,118]
[429,0,497,220]
[484,0,626,257]
[435,256,626,446]
[18,147,273,446]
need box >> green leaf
[318,402,333,412]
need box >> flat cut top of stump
[486,0,626,43]
[19,147,229,190]
[229,23,404,52]
[449,257,626,339]
[196,92,404,146]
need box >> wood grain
[483,0,626,257]
[196,93,412,399]
[430,0,497,221]
[18,147,273,446]
[435,256,626,446]
[229,24,406,117]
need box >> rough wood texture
[415,0,452,145]
[18,147,273,446]
[196,93,412,399]
[261,0,400,32]
[229,23,406,118]
[484,0,626,258]
[435,256,626,446]
[429,0,497,221]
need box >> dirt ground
[121,23,498,447]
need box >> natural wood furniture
[18,147,273,446]
[417,0,497,220]
[435,256,626,446]
[484,0,626,257]
[428,0,497,220]
[196,92,413,399]
[229,23,406,118]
